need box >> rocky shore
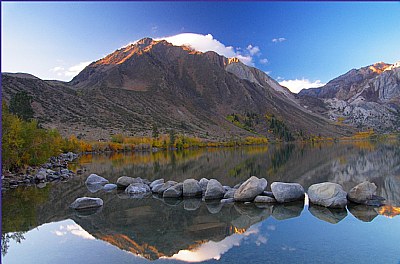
[71,174,386,212]
[2,152,79,190]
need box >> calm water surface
[2,141,400,263]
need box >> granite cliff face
[2,38,348,140]
[298,62,400,131]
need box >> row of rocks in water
[3,152,80,190]
[71,174,386,210]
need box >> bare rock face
[182,179,202,197]
[308,182,348,208]
[70,197,103,210]
[234,176,267,202]
[347,181,385,206]
[271,182,305,203]
[299,61,400,132]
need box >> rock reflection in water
[69,197,275,260]
[347,204,379,222]
[308,205,347,224]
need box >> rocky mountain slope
[2,38,350,140]
[298,62,400,131]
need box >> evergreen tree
[9,91,34,121]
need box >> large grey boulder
[347,181,385,206]
[150,179,164,189]
[125,183,151,195]
[85,174,109,185]
[271,182,305,203]
[163,183,183,198]
[183,179,202,197]
[70,197,103,210]
[117,176,142,188]
[308,182,348,208]
[205,179,226,200]
[234,176,267,202]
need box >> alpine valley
[2,38,399,141]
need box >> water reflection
[2,141,400,262]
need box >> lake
[2,141,400,264]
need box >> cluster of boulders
[3,152,79,189]
[308,181,385,208]
[71,174,386,211]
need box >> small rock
[125,183,151,195]
[183,179,202,197]
[70,197,103,210]
[35,169,47,181]
[223,186,232,192]
[85,174,109,185]
[262,191,275,198]
[205,179,226,200]
[60,169,70,175]
[116,176,138,188]
[151,183,165,193]
[157,181,177,195]
[254,195,277,203]
[234,176,267,202]
[271,182,305,203]
[224,189,236,199]
[199,178,209,192]
[103,184,117,192]
[76,169,83,175]
[221,198,235,204]
[163,183,184,198]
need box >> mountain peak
[135,37,154,46]
[368,61,391,74]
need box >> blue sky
[2,2,400,92]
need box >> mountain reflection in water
[2,141,400,263]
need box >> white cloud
[163,223,263,262]
[272,37,286,43]
[52,223,94,240]
[279,78,326,93]
[247,45,260,56]
[259,58,269,64]
[49,61,91,80]
[50,66,65,72]
[64,61,91,77]
[154,33,257,66]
